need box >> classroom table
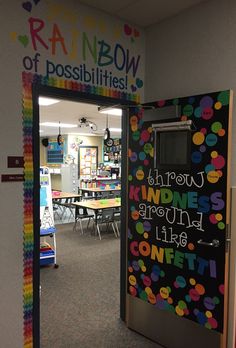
[72,198,121,226]
[52,191,81,200]
[52,191,81,220]
[79,187,121,199]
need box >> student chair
[96,208,118,240]
[73,207,94,235]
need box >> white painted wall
[0,1,144,347]
[145,1,236,347]
[145,0,236,183]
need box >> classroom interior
[39,97,140,347]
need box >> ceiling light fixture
[39,97,61,106]
[98,106,122,116]
[40,122,77,128]
[78,117,98,132]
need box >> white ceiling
[77,0,207,27]
[39,99,122,138]
[40,0,207,138]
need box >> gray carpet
[40,222,163,348]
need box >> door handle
[197,239,220,248]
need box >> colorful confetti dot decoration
[127,90,231,333]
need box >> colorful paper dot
[143,221,152,231]
[176,276,186,288]
[183,104,193,116]
[136,222,144,234]
[214,101,222,110]
[219,284,224,295]
[217,91,229,106]
[139,152,146,161]
[178,300,187,310]
[131,210,139,220]
[204,297,215,310]
[211,155,225,169]
[200,145,206,152]
[215,213,222,221]
[205,164,215,174]
[189,288,200,301]
[205,311,212,318]
[129,275,136,286]
[191,151,202,163]
[188,243,195,251]
[129,286,137,296]
[208,317,218,329]
[211,151,218,158]
[160,287,169,299]
[189,278,196,286]
[143,276,151,287]
[202,107,214,120]
[209,214,218,224]
[206,133,217,147]
[218,221,225,230]
[141,129,150,142]
[175,306,184,316]
[136,169,144,180]
[207,170,220,184]
[141,266,146,272]
[218,128,225,137]
[211,122,222,133]
[193,132,205,145]
[195,283,205,295]
[148,292,156,304]
[194,106,202,118]
[200,96,214,108]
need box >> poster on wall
[47,137,66,164]
[40,166,55,233]
[6,0,144,101]
[127,90,232,333]
[78,146,98,179]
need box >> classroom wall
[40,134,104,190]
[0,1,144,346]
[67,134,103,164]
[145,1,236,346]
[145,0,236,184]
[40,134,103,166]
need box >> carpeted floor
[40,221,162,348]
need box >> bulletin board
[127,90,232,333]
[47,137,66,164]
[78,146,98,179]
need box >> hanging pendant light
[104,114,114,146]
[57,121,62,145]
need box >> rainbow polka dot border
[22,71,140,347]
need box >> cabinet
[61,163,79,193]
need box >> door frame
[32,83,134,347]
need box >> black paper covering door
[127,90,232,333]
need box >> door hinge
[226,224,231,252]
